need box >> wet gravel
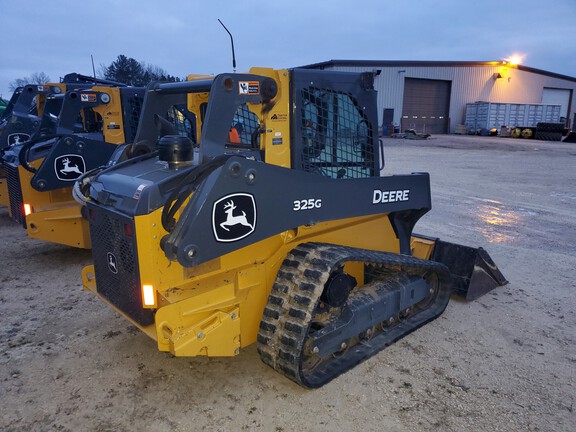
[0,134,575,431]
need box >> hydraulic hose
[161,154,235,232]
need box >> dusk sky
[1,0,575,98]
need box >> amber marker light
[142,284,156,307]
[24,204,32,216]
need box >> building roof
[301,59,576,83]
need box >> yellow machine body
[84,211,407,356]
[88,86,132,145]
[20,161,91,248]
[0,170,9,213]
[36,82,67,117]
[20,86,134,248]
[82,68,437,356]
[81,68,506,387]
[0,82,67,212]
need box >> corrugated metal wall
[324,64,576,133]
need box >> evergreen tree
[102,55,180,86]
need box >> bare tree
[9,72,51,91]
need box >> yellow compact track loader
[80,68,506,387]
[0,82,71,212]
[2,85,143,248]
[4,80,198,249]
[0,74,126,212]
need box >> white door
[542,88,571,120]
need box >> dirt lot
[1,135,575,431]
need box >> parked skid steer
[0,73,125,215]
[2,85,143,247]
[80,68,507,388]
[0,82,68,212]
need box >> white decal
[80,93,97,102]
[54,154,86,181]
[212,193,256,242]
[238,81,260,95]
[372,189,410,204]
[220,200,253,231]
[293,198,322,211]
[133,184,146,200]
[7,133,30,146]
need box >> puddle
[473,200,528,244]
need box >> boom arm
[160,156,432,266]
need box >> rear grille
[5,164,26,227]
[88,204,154,326]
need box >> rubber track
[257,242,451,388]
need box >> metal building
[303,60,576,134]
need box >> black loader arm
[161,156,432,267]
[27,135,118,191]
[0,84,53,150]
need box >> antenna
[218,19,236,73]
[91,55,97,81]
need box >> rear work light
[142,284,156,307]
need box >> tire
[534,131,562,141]
[510,127,522,138]
[521,128,534,139]
[536,122,564,133]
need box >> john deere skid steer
[80,68,506,387]
[2,85,143,247]
[0,73,125,215]
[0,73,127,154]
[4,81,199,249]
[0,82,69,213]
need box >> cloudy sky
[1,0,575,98]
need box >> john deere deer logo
[107,252,118,274]
[7,133,30,146]
[220,200,254,232]
[54,154,86,181]
[213,193,256,242]
[60,158,83,175]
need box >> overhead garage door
[402,78,451,134]
[541,87,572,123]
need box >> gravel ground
[0,134,575,431]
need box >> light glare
[506,54,524,65]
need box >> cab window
[300,87,375,179]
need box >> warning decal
[239,81,260,95]
[80,93,97,103]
